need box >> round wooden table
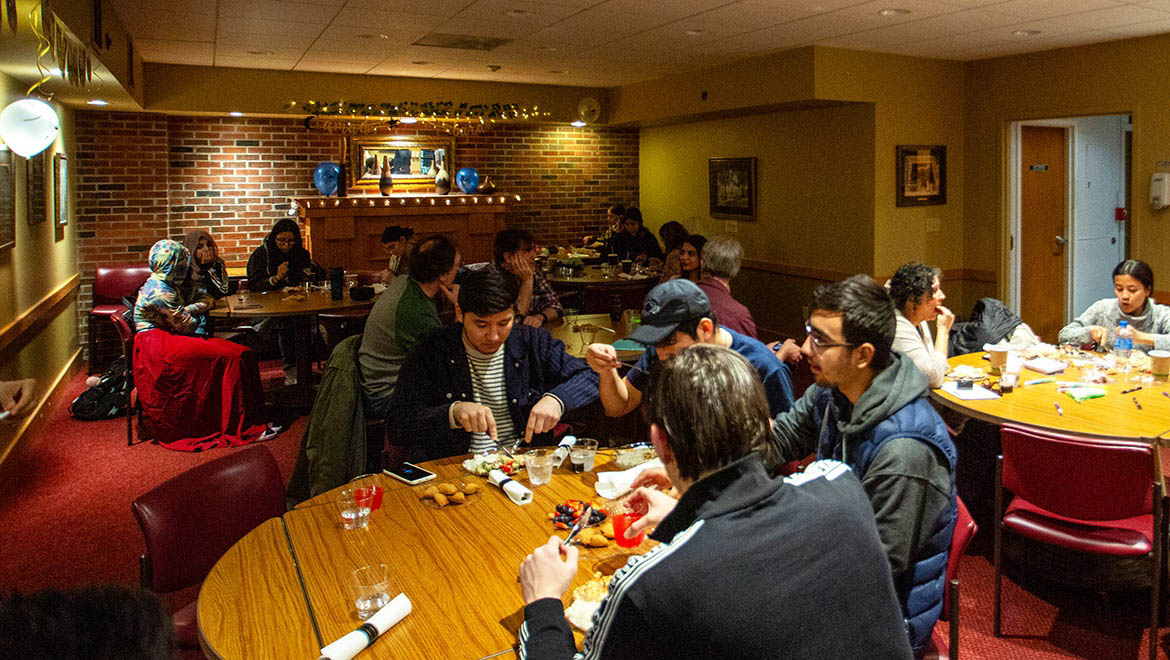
[198,453,653,659]
[547,312,643,361]
[930,352,1170,441]
[208,288,375,402]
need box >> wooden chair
[993,424,1166,660]
[108,302,145,446]
[924,496,978,660]
[130,445,286,648]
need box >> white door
[1070,115,1127,315]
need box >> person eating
[888,262,954,388]
[1059,258,1170,352]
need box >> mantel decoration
[708,157,756,220]
[292,100,551,136]
[895,145,947,207]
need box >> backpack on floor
[70,356,129,421]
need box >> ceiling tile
[135,39,215,65]
[329,7,445,31]
[118,10,216,41]
[822,7,1022,48]
[991,0,1125,20]
[215,45,307,60]
[213,55,301,69]
[832,0,964,23]
[454,0,583,23]
[218,0,340,24]
[299,48,389,64]
[595,0,738,20]
[111,0,215,16]
[343,0,476,15]
[430,15,544,38]
[293,60,379,73]
[1034,4,1170,30]
[215,31,319,51]
[215,18,329,39]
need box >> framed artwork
[0,147,12,250]
[708,157,756,220]
[896,145,947,207]
[54,153,67,225]
[26,152,46,224]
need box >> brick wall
[74,112,638,363]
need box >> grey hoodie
[767,353,953,576]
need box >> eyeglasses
[275,238,296,247]
[804,322,857,353]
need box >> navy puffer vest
[811,389,957,655]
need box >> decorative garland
[289,100,552,135]
[25,4,93,97]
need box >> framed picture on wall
[708,157,756,220]
[0,146,13,250]
[54,153,67,226]
[26,152,46,225]
[896,145,946,207]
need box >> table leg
[294,320,314,404]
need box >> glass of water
[351,564,391,620]
[339,488,371,530]
[527,449,554,485]
[569,438,599,473]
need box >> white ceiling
[115,0,1170,87]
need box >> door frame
[1008,120,1076,321]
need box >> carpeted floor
[1,371,1169,659]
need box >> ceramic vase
[435,150,451,195]
[379,155,393,196]
[477,175,496,194]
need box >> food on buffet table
[614,443,657,469]
[577,528,609,547]
[566,572,614,631]
[550,499,607,530]
[462,452,524,476]
[419,482,480,507]
[945,364,986,380]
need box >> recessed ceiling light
[486,64,502,71]
[399,117,418,124]
[570,120,586,127]
[538,46,558,52]
[549,69,568,74]
[229,111,243,117]
[1012,29,1041,36]
[247,49,275,55]
[504,8,532,16]
[878,8,910,16]
[359,33,390,39]
[86,99,108,106]
[411,60,432,65]
[683,29,705,36]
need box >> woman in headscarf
[246,219,326,385]
[246,218,325,292]
[133,239,270,451]
[181,229,229,336]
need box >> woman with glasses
[887,262,953,388]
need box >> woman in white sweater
[1058,259,1170,352]
[888,262,954,388]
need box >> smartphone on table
[384,462,437,485]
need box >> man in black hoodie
[517,344,912,660]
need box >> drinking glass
[563,307,579,325]
[569,438,599,473]
[353,485,383,512]
[612,510,645,548]
[339,488,371,530]
[527,449,554,485]
[351,564,391,620]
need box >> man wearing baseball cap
[585,279,793,417]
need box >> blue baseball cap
[627,279,711,345]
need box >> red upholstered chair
[993,424,1166,660]
[130,445,287,648]
[108,304,143,446]
[89,265,151,372]
[924,496,978,660]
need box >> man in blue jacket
[388,266,598,462]
[765,274,957,658]
[517,345,912,659]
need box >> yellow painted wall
[965,33,1170,301]
[0,71,80,448]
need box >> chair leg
[993,455,1004,638]
[950,578,960,660]
[1150,484,1164,660]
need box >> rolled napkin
[488,468,533,505]
[318,593,412,660]
[552,435,578,468]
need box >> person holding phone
[517,345,911,660]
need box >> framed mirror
[346,135,455,192]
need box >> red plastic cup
[612,511,645,548]
[354,485,383,512]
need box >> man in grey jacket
[764,274,957,658]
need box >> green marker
[1023,378,1055,386]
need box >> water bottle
[1114,320,1134,361]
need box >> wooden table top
[207,288,375,319]
[197,518,321,659]
[547,265,655,286]
[547,312,643,360]
[930,352,1170,441]
[203,453,652,659]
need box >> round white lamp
[0,98,60,158]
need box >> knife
[562,505,593,546]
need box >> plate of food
[565,572,613,631]
[461,451,525,477]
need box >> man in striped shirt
[517,345,911,660]
[388,267,598,460]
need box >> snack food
[462,452,524,476]
[566,572,614,631]
[419,482,479,508]
[551,499,607,530]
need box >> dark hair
[0,586,175,660]
[622,207,643,225]
[644,345,770,481]
[681,235,707,275]
[493,228,535,263]
[381,225,414,244]
[1113,259,1154,291]
[811,275,896,370]
[672,308,718,342]
[458,265,518,317]
[407,234,458,283]
[887,261,941,311]
[702,235,742,279]
[607,204,626,216]
[658,221,689,252]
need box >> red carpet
[1,371,1168,659]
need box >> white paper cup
[1150,350,1170,378]
[987,345,1010,374]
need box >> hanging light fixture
[0,97,59,158]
